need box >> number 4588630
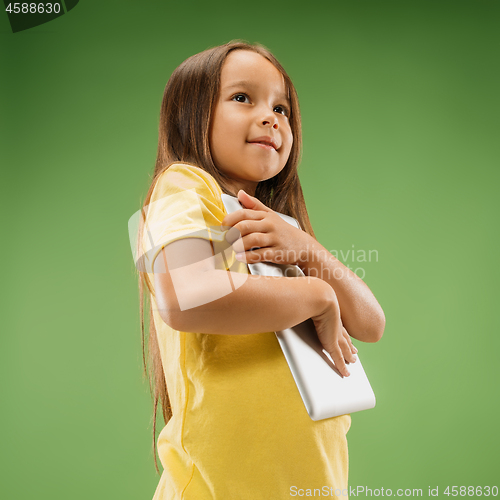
[5,3,61,14]
[444,486,498,497]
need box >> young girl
[136,41,385,500]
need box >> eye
[232,93,250,103]
[273,105,289,116]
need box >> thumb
[237,189,270,211]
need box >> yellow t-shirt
[143,163,351,500]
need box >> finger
[237,190,272,212]
[231,232,270,254]
[339,333,357,364]
[222,209,266,229]
[224,226,242,246]
[327,344,350,378]
[224,219,267,246]
[342,327,358,355]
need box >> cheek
[283,128,293,160]
[210,117,229,158]
[210,120,239,168]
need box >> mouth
[247,136,278,151]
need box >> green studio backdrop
[1,0,498,498]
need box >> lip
[247,136,278,151]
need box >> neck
[224,178,258,198]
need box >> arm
[299,236,385,343]
[221,190,385,343]
[153,237,356,377]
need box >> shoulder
[147,163,227,230]
[151,163,223,204]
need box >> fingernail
[235,252,245,260]
[353,347,358,353]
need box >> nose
[260,109,279,129]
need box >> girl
[136,41,385,499]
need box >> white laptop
[221,194,376,420]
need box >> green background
[1,0,498,498]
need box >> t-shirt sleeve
[138,164,227,276]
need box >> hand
[311,296,357,377]
[221,190,312,266]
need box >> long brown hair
[137,40,316,474]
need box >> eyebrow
[222,80,290,102]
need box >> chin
[253,164,283,182]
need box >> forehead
[220,50,288,96]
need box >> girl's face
[209,50,293,196]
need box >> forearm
[155,269,337,335]
[299,237,385,343]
